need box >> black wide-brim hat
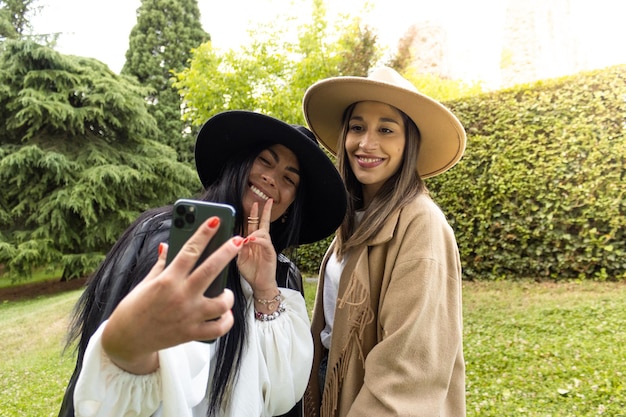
[195,111,347,245]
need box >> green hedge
[297,65,626,281]
[429,65,626,281]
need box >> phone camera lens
[174,217,185,228]
[176,205,187,216]
[185,213,195,224]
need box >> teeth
[359,157,382,163]
[250,185,269,200]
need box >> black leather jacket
[58,209,304,417]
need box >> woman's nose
[359,132,378,149]
[262,173,276,187]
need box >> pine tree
[0,0,32,39]
[0,0,55,44]
[0,40,200,281]
[122,0,209,164]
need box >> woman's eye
[258,156,271,165]
[284,176,296,186]
[349,124,363,132]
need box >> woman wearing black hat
[58,111,347,417]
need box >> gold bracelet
[255,290,282,311]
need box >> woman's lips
[355,155,384,168]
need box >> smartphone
[166,199,236,342]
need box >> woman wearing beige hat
[302,67,466,417]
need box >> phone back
[166,199,236,298]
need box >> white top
[320,211,363,349]
[73,282,313,417]
[320,251,344,350]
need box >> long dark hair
[200,143,305,415]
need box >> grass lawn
[462,280,626,416]
[0,290,80,417]
[1,280,625,416]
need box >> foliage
[296,235,332,277]
[385,25,484,101]
[0,267,61,288]
[122,0,209,163]
[0,0,35,39]
[427,65,626,281]
[402,68,484,101]
[0,40,200,281]
[172,0,381,130]
[0,0,55,44]
[386,24,416,73]
[2,281,626,415]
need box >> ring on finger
[248,216,260,224]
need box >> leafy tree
[122,0,209,163]
[334,16,379,77]
[386,25,483,101]
[173,0,380,129]
[387,25,417,74]
[402,68,484,101]
[0,40,199,281]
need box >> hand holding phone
[166,199,236,342]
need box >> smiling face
[344,101,406,204]
[242,144,301,222]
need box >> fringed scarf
[321,256,374,417]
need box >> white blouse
[73,282,313,417]
[320,210,362,349]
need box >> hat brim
[195,111,346,244]
[303,77,466,178]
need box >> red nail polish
[158,242,164,256]
[232,236,244,247]
[208,217,220,228]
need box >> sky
[32,0,428,73]
[30,0,626,88]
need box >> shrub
[427,65,626,281]
[297,66,626,281]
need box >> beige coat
[304,194,466,417]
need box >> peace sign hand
[237,200,278,296]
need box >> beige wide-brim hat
[303,66,467,178]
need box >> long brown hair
[335,102,427,259]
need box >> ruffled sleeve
[228,284,313,416]
[74,321,213,417]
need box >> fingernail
[232,236,245,247]
[158,242,164,256]
[208,217,220,228]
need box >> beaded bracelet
[255,290,282,311]
[254,302,286,321]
